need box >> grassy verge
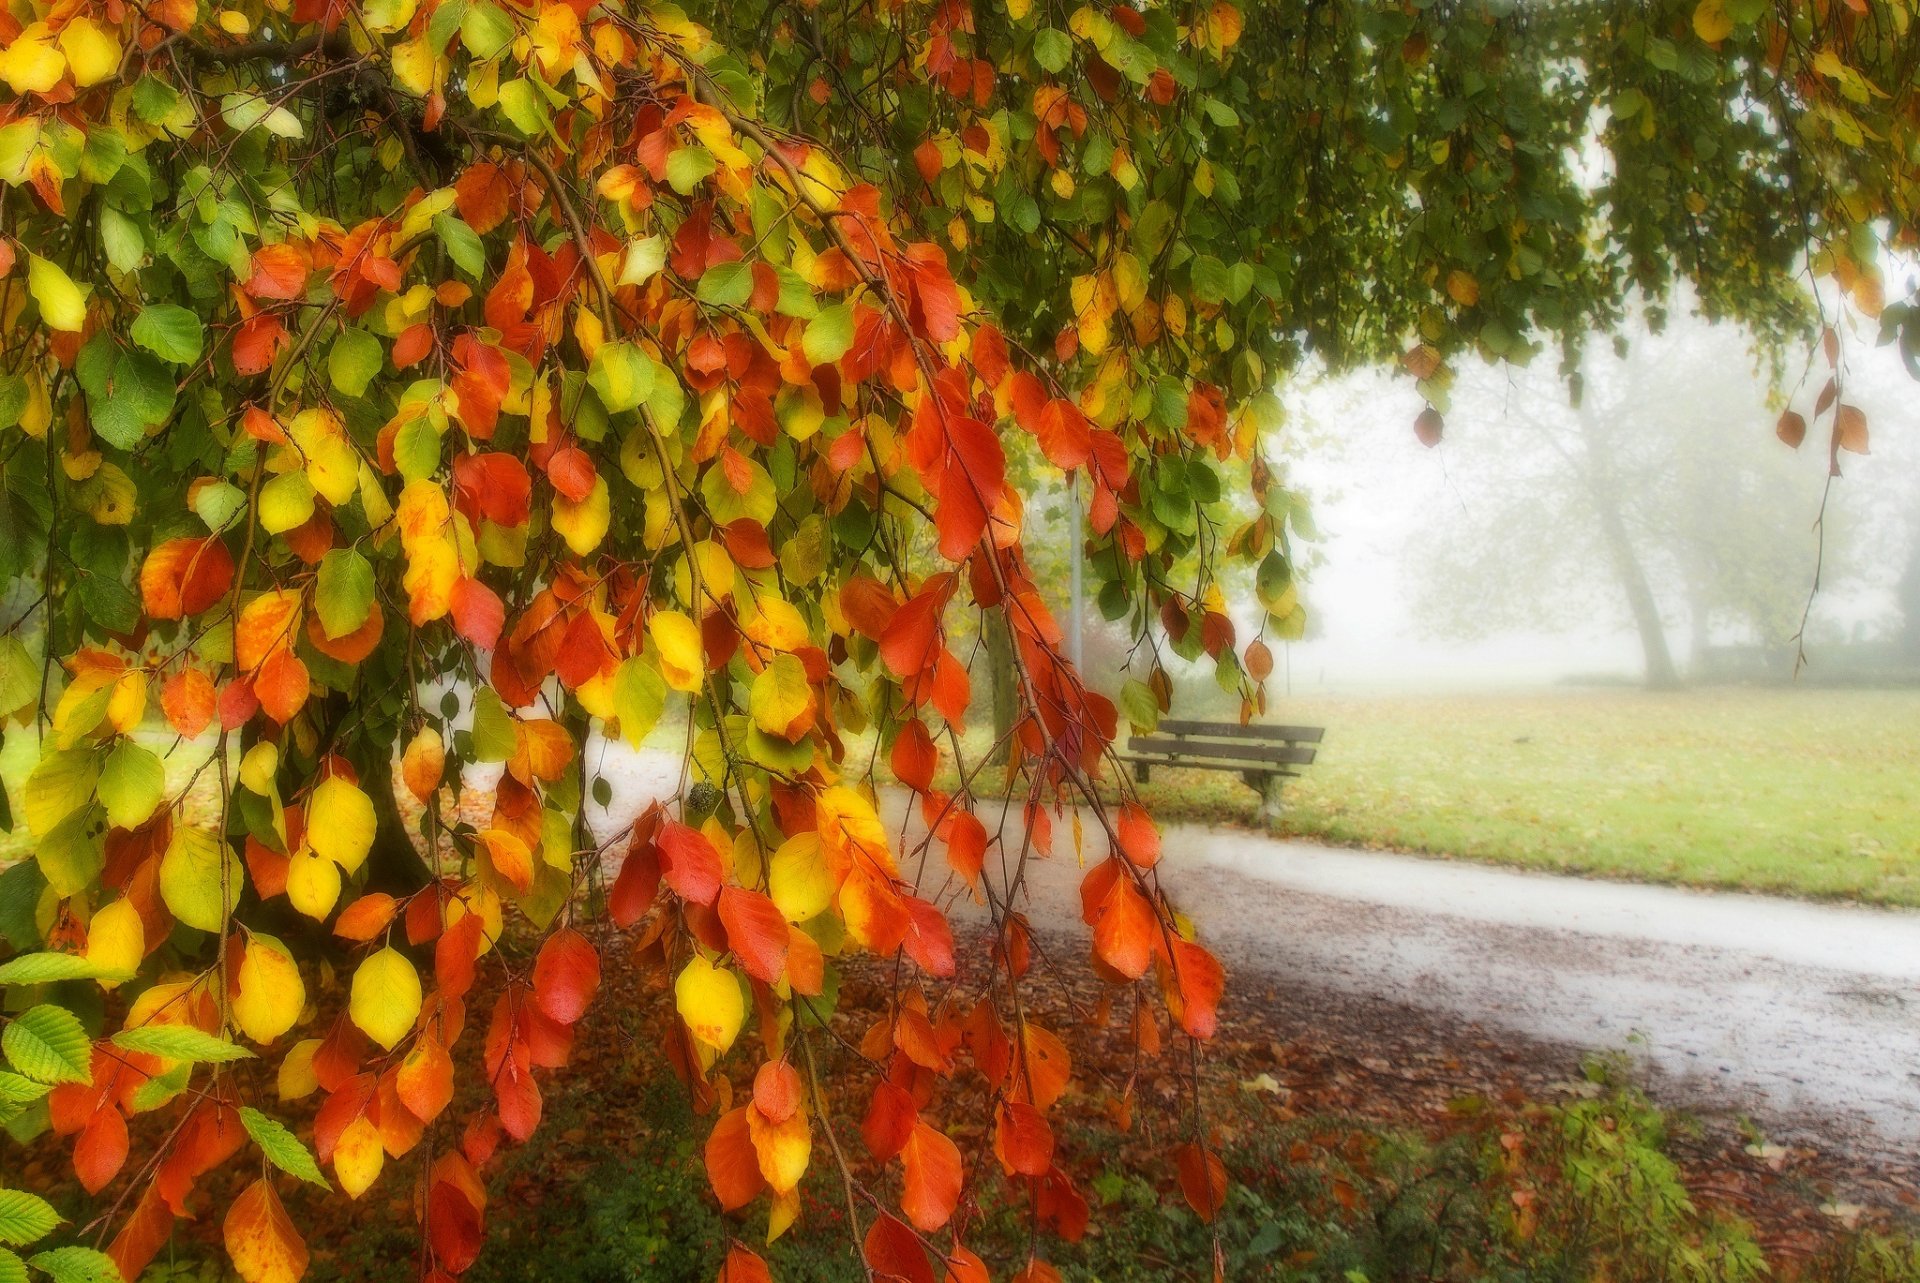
[1066,688,1920,907]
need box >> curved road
[585,745,1920,1166]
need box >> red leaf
[753,1061,802,1124]
[863,1214,934,1283]
[140,537,234,620]
[161,670,217,738]
[1037,399,1091,470]
[75,1103,129,1193]
[451,577,506,650]
[427,1178,485,1273]
[891,719,938,792]
[231,314,286,375]
[546,446,598,501]
[718,886,789,985]
[902,896,955,978]
[861,1080,917,1161]
[660,822,723,906]
[532,927,601,1025]
[609,827,661,928]
[879,589,943,677]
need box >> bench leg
[1256,774,1285,829]
[1133,760,1152,785]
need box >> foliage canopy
[0,0,1913,1280]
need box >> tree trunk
[1577,415,1681,690]
[1593,500,1681,688]
[983,610,1019,766]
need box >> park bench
[1121,719,1324,826]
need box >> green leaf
[2,1006,91,1085]
[220,92,303,140]
[801,303,854,365]
[96,740,164,831]
[130,75,178,124]
[1034,28,1072,72]
[327,327,384,398]
[612,657,666,748]
[0,1247,24,1283]
[470,687,518,763]
[26,1247,122,1283]
[586,341,654,414]
[496,78,551,138]
[240,1106,330,1189]
[100,207,145,275]
[664,146,715,195]
[129,304,203,365]
[434,213,486,278]
[315,548,375,640]
[0,953,121,986]
[460,1,514,58]
[1119,679,1160,735]
[0,1191,59,1248]
[258,472,316,535]
[0,637,37,718]
[110,1025,252,1063]
[696,260,754,308]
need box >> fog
[1270,314,1920,693]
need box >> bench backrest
[1126,719,1323,767]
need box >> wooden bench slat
[1154,719,1325,744]
[1125,736,1317,767]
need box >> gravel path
[582,744,1920,1169]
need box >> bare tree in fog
[1407,326,1843,687]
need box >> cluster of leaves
[0,0,1913,1281]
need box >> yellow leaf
[0,28,66,96]
[1445,269,1480,308]
[159,826,242,932]
[289,409,360,505]
[259,473,316,535]
[649,609,703,692]
[57,17,121,87]
[747,1106,812,1194]
[349,945,421,1050]
[27,253,87,332]
[286,847,341,920]
[107,670,147,733]
[551,475,610,555]
[84,897,144,985]
[240,743,279,795]
[768,832,832,923]
[278,1038,321,1099]
[674,955,743,1055]
[234,934,305,1043]
[1693,0,1734,43]
[333,1114,385,1198]
[308,775,376,872]
[749,653,811,737]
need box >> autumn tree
[0,2,1915,1282]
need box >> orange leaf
[1093,875,1156,980]
[1170,938,1225,1040]
[1176,1141,1227,1222]
[1115,803,1160,869]
[333,893,399,942]
[717,1244,773,1283]
[993,1101,1054,1177]
[752,1061,802,1124]
[254,649,310,724]
[705,1106,766,1211]
[398,1031,455,1123]
[900,1121,963,1231]
[660,821,723,905]
[140,537,234,620]
[162,669,217,737]
[864,1214,933,1283]
[246,244,310,300]
[224,1177,310,1283]
[75,1103,129,1193]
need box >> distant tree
[1407,323,1842,685]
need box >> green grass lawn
[1107,688,1920,907]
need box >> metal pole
[1068,472,1083,668]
